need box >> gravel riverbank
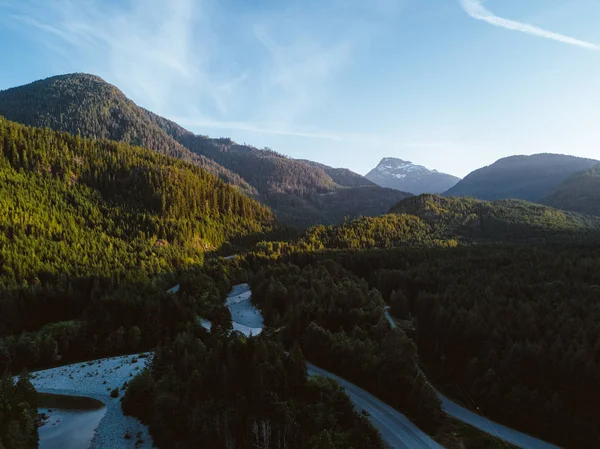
[31,354,154,448]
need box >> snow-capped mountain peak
[365,157,460,195]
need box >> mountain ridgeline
[542,163,600,216]
[144,108,411,226]
[366,157,460,194]
[0,73,256,196]
[0,73,410,227]
[444,153,599,201]
[299,159,375,188]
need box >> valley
[1,73,600,449]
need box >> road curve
[307,363,443,449]
[385,310,561,449]
[437,393,560,449]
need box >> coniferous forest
[2,75,600,449]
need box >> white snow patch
[29,354,153,449]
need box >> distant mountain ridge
[444,153,599,201]
[542,164,600,216]
[365,158,460,194]
[389,194,600,244]
[0,73,410,227]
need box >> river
[38,393,106,449]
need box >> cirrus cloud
[460,0,600,51]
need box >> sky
[1,0,599,178]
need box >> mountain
[0,73,409,227]
[444,153,599,201]
[390,194,600,243]
[144,110,411,226]
[299,160,375,188]
[365,158,460,194]
[267,194,600,255]
[0,115,274,291]
[0,73,256,196]
[542,164,600,216]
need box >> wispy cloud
[172,117,347,141]
[4,0,360,140]
[460,0,600,51]
[252,23,352,123]
[6,0,210,111]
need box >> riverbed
[31,354,153,448]
[38,393,106,449]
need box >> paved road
[384,310,561,449]
[307,363,443,449]
[437,393,560,449]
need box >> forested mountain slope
[0,73,255,194]
[299,159,375,188]
[256,194,600,255]
[146,108,411,226]
[444,153,599,201]
[390,194,600,243]
[542,164,600,216]
[0,116,275,334]
[0,73,410,227]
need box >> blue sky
[1,0,599,177]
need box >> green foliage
[0,373,38,449]
[542,163,600,216]
[251,261,443,430]
[370,246,600,448]
[0,73,409,228]
[0,73,256,194]
[251,194,600,261]
[0,115,274,331]
[288,245,600,448]
[123,330,384,449]
[390,194,600,243]
[0,263,232,374]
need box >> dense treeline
[249,245,600,448]
[0,373,38,449]
[0,116,273,285]
[251,194,600,259]
[251,261,442,431]
[0,74,255,194]
[0,115,275,376]
[0,264,230,375]
[365,246,600,448]
[391,194,600,243]
[122,329,384,449]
